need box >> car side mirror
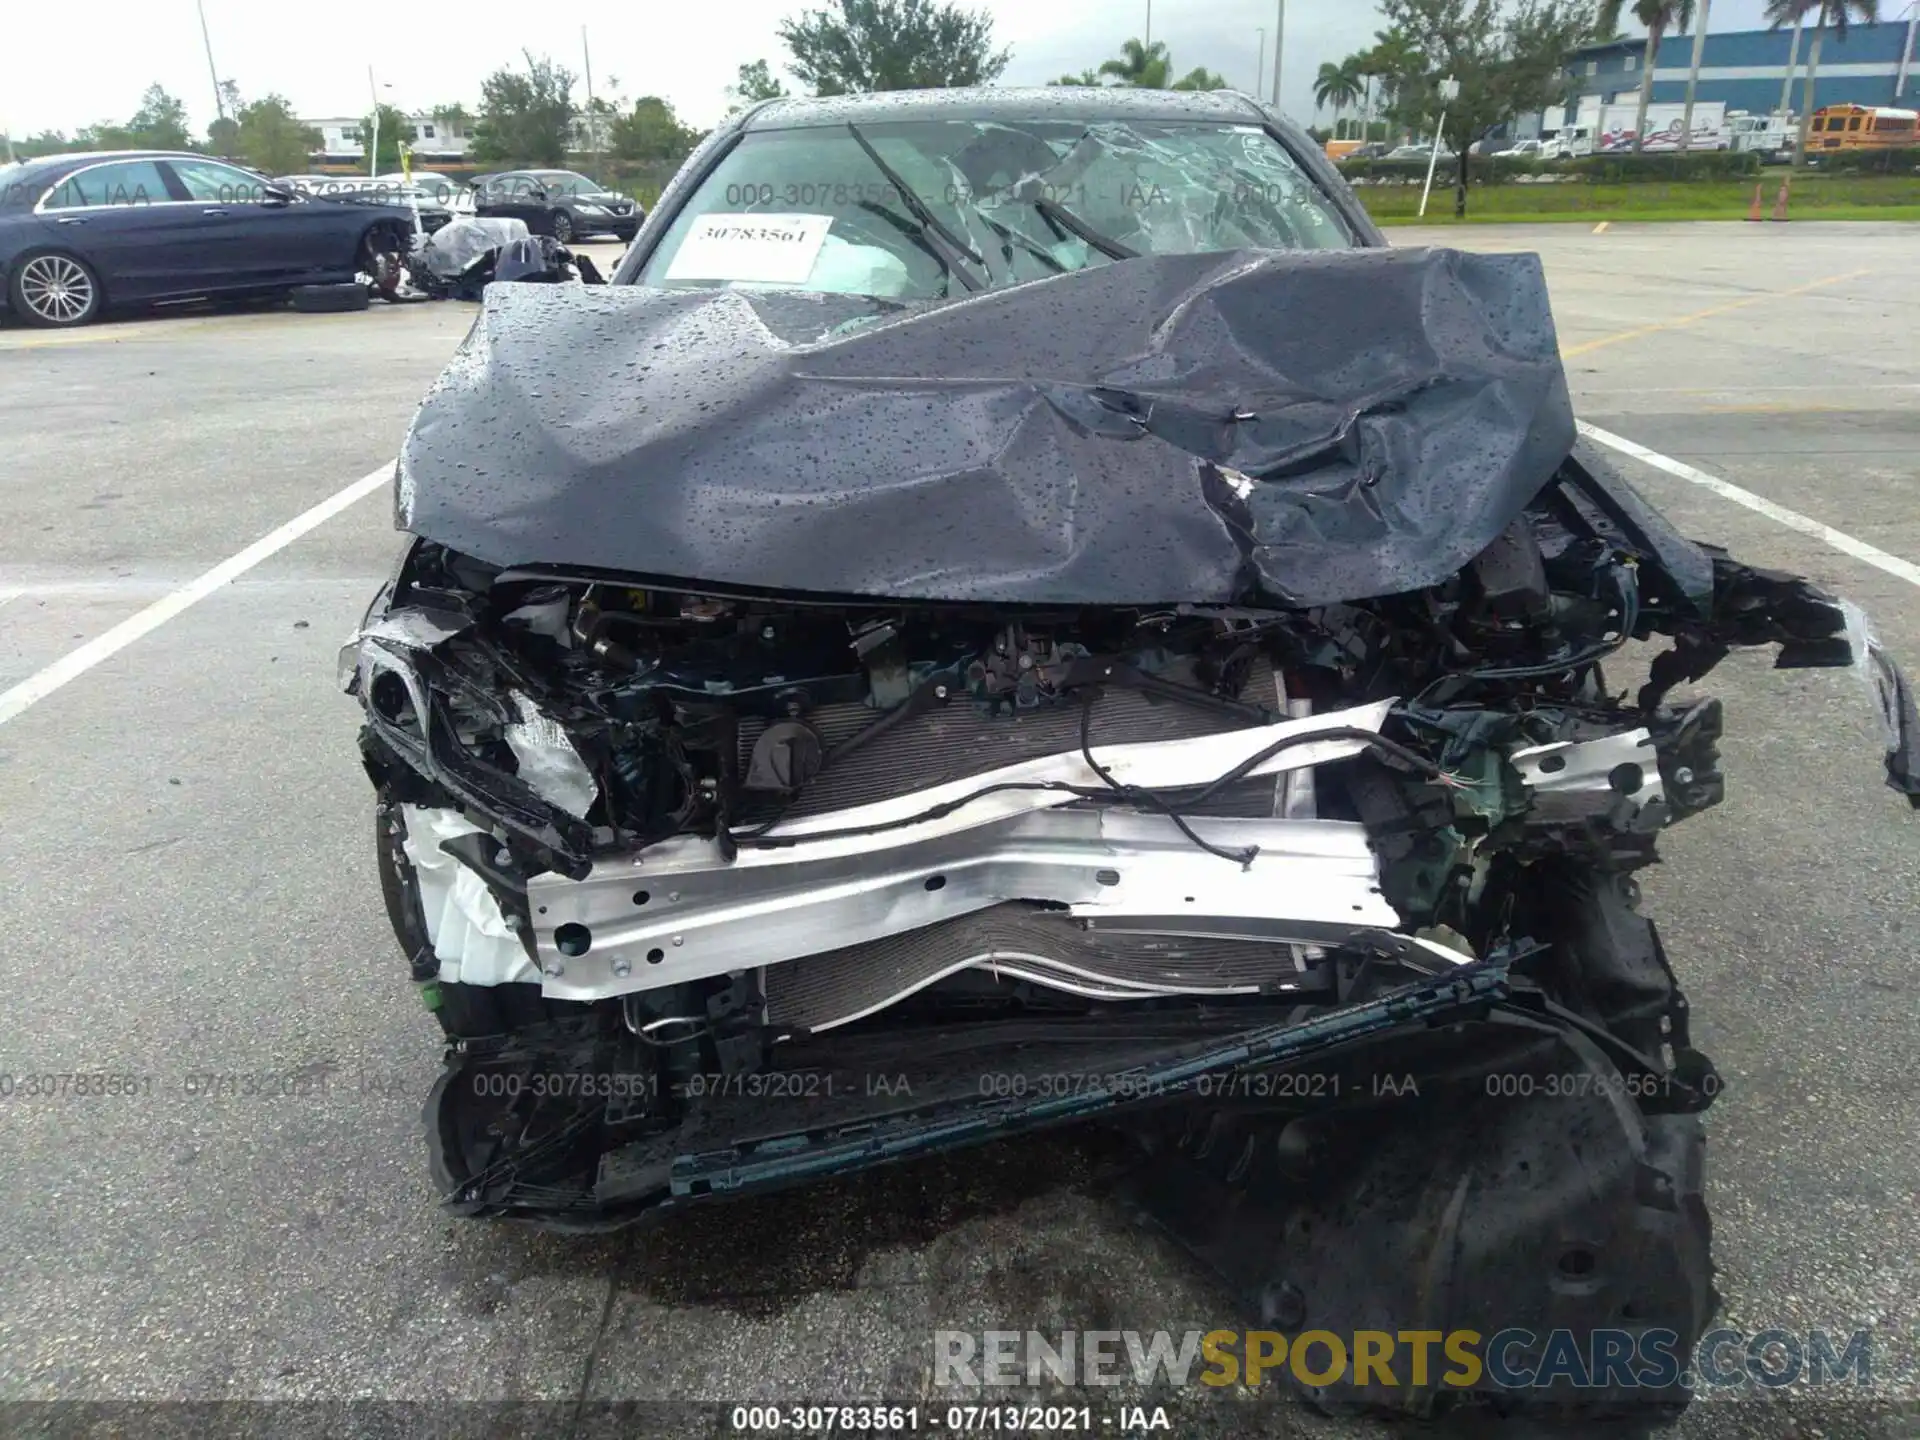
[261,185,295,206]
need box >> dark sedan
[468,169,643,244]
[0,150,418,327]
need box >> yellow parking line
[0,315,273,349]
[1693,402,1851,415]
[1561,267,1871,359]
[0,305,425,350]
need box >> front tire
[550,210,573,244]
[11,251,101,327]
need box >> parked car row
[0,152,647,327]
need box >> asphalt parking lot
[2,224,1916,1439]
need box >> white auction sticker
[664,212,834,284]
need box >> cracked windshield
[638,119,1356,299]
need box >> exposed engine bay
[350,436,1918,1211]
[344,241,1920,1429]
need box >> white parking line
[1579,422,1920,590]
[0,464,392,727]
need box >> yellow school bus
[1809,104,1919,151]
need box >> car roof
[6,149,211,181]
[3,149,267,205]
[23,149,228,167]
[740,85,1271,131]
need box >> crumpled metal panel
[528,807,1394,1003]
[763,902,1321,1032]
[522,697,1395,1001]
[397,245,1575,606]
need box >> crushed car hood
[397,246,1576,606]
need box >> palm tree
[1099,38,1172,89]
[1777,14,1805,122]
[1314,59,1364,137]
[1597,0,1697,153]
[1340,54,1370,136]
[1352,49,1385,142]
[1679,0,1712,151]
[1764,0,1882,165]
[1365,28,1426,144]
[1171,67,1231,91]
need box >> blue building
[1548,21,1919,131]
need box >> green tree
[128,84,192,149]
[14,130,84,158]
[1314,57,1366,134]
[610,96,698,165]
[357,102,415,172]
[1099,37,1172,87]
[1381,0,1597,215]
[778,0,1011,94]
[1050,68,1105,86]
[1764,0,1880,165]
[472,51,577,166]
[1364,28,1429,142]
[728,59,790,113]
[81,85,194,151]
[1350,49,1382,138]
[207,79,243,155]
[1171,66,1231,90]
[1595,0,1696,151]
[76,122,132,149]
[234,95,321,176]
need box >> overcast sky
[7,0,1799,139]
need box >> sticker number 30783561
[663,213,834,285]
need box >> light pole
[582,26,599,168]
[196,0,225,128]
[1897,1,1919,105]
[1144,0,1152,49]
[368,66,382,178]
[1270,0,1285,108]
[1419,77,1459,218]
[1255,28,1266,98]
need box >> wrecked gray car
[343,89,1920,1430]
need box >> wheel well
[359,220,410,255]
[7,246,107,305]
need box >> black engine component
[1128,1037,1712,1434]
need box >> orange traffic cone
[1769,176,1792,222]
[1746,184,1765,221]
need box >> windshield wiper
[976,213,1068,273]
[844,122,987,292]
[1033,196,1138,262]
